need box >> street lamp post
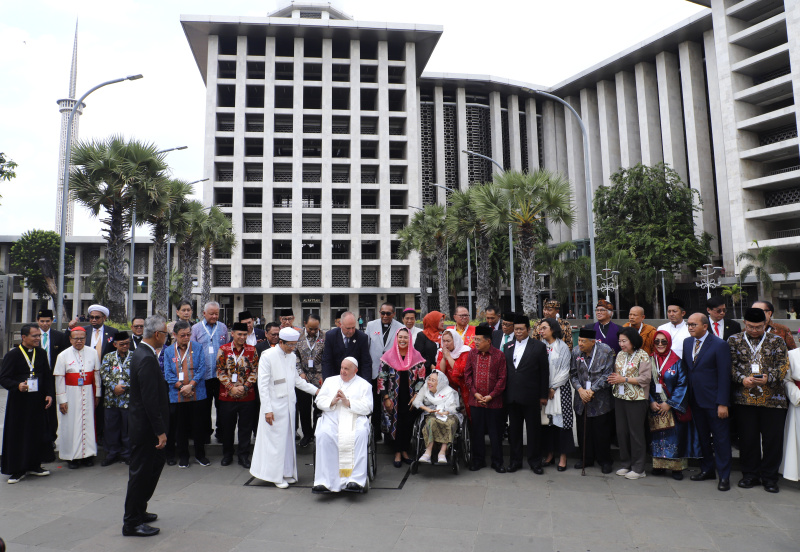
[521,87,599,311]
[696,264,723,299]
[659,269,668,318]
[598,263,621,302]
[433,183,473,320]
[56,74,143,330]
[461,149,515,312]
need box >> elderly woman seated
[413,370,461,464]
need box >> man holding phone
[728,307,789,493]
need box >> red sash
[65,371,95,389]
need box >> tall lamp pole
[696,264,723,300]
[461,149,515,312]
[56,74,143,330]
[598,262,621,302]
[433,183,472,319]
[521,88,599,311]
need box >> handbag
[675,406,692,423]
[648,409,675,431]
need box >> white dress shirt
[657,320,690,359]
[513,337,529,368]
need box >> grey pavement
[2,435,800,552]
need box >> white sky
[0,0,705,238]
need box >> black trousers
[692,401,732,479]
[104,407,130,459]
[735,404,787,485]
[296,388,319,438]
[576,410,613,466]
[507,402,543,468]
[470,407,504,468]
[202,378,220,442]
[166,400,206,460]
[123,441,165,527]
[217,400,256,458]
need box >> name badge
[308,359,314,368]
[208,346,214,355]
[77,377,84,386]
[655,383,663,394]
[618,384,625,394]
[178,371,185,381]
[751,363,760,374]
[274,378,286,385]
[231,373,238,383]
[585,381,591,390]
[27,378,39,392]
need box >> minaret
[55,21,84,236]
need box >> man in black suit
[479,305,501,332]
[37,309,67,455]
[130,317,145,350]
[706,296,741,341]
[492,311,515,351]
[238,310,266,346]
[684,312,733,492]
[504,315,550,474]
[255,322,280,356]
[321,312,371,382]
[123,316,169,537]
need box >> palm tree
[478,170,574,318]
[87,258,110,306]
[173,200,206,304]
[138,178,194,317]
[396,224,433,315]
[70,136,168,322]
[401,206,448,316]
[721,283,748,319]
[736,241,789,300]
[535,241,577,303]
[197,206,235,308]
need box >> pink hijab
[380,327,426,371]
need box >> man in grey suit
[365,303,404,440]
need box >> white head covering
[413,369,458,409]
[443,328,471,359]
[279,327,300,341]
[88,304,109,318]
[342,356,359,368]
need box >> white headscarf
[413,369,458,410]
[443,328,471,359]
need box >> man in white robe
[312,357,374,494]
[657,298,690,359]
[250,327,318,488]
[54,328,101,468]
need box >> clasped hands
[331,389,350,408]
[649,401,671,414]
[578,388,595,404]
[474,393,493,407]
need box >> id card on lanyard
[20,346,38,392]
[203,320,218,355]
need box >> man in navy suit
[321,312,371,383]
[684,312,732,491]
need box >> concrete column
[679,40,719,255]
[656,51,688,182]
[597,80,621,186]
[203,36,219,208]
[230,35,248,290]
[525,97,540,170]
[320,38,334,289]
[377,41,391,289]
[489,91,503,174]
[785,0,800,149]
[456,88,469,190]
[579,87,603,195]
[615,71,641,167]
[635,62,663,166]
[291,36,305,288]
[349,39,362,286]
[262,37,276,286]
[508,94,523,171]
[564,96,586,241]
[404,42,421,288]
[434,86,446,202]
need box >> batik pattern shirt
[295,329,325,388]
[729,332,789,409]
[569,342,615,417]
[99,350,131,409]
[216,343,258,402]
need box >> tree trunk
[105,205,128,323]
[436,241,449,318]
[518,228,538,319]
[179,240,195,304]
[419,255,429,316]
[200,246,212,310]
[475,232,491,320]
[152,221,169,318]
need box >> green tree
[721,283,748,319]
[479,170,575,318]
[594,163,712,311]
[197,206,235,309]
[174,201,207,304]
[736,241,789,299]
[69,136,169,322]
[397,223,433,315]
[399,206,448,316]
[535,241,577,304]
[0,152,18,205]
[87,258,111,307]
[10,230,72,300]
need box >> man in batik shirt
[100,332,133,465]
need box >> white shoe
[625,471,646,480]
[275,481,290,489]
[616,468,630,476]
[285,477,297,484]
[437,454,448,463]
[419,453,432,463]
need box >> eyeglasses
[456,313,469,318]
[71,336,86,341]
[653,339,668,345]
[132,324,144,329]
[686,323,700,328]
[379,311,393,316]
[88,315,103,320]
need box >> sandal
[419,453,432,463]
[437,454,448,464]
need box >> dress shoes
[718,478,731,492]
[468,464,483,472]
[492,464,506,474]
[122,457,130,465]
[507,463,522,473]
[600,463,613,474]
[166,457,177,467]
[344,482,365,493]
[298,435,313,448]
[557,465,567,472]
[101,456,119,467]
[238,456,251,469]
[122,523,160,537]
[220,456,233,467]
[574,461,594,470]
[530,465,544,475]
[195,456,211,467]
[312,485,331,494]
[671,470,684,481]
[393,460,403,468]
[763,483,780,493]
[690,470,716,482]
[67,461,79,470]
[82,457,94,467]
[738,477,761,489]
[143,513,158,523]
[542,458,555,466]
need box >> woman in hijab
[378,327,427,467]
[540,318,574,471]
[648,329,700,480]
[404,308,437,375]
[413,370,461,463]
[436,329,473,420]
[422,311,445,349]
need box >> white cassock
[313,375,373,491]
[656,321,690,359]
[781,349,800,481]
[54,346,101,460]
[250,345,318,484]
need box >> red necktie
[714,322,720,337]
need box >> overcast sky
[0,0,705,237]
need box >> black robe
[0,346,54,474]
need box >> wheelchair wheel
[460,418,472,467]
[367,426,377,481]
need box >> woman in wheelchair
[413,370,461,464]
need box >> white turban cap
[279,327,301,341]
[88,304,109,318]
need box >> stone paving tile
[11,515,100,550]
[246,512,337,546]
[626,515,716,550]
[687,497,778,528]
[479,506,553,537]
[11,488,104,516]
[614,494,692,520]
[403,502,485,532]
[150,529,242,552]
[473,532,553,552]
[703,522,797,552]
[484,485,548,509]
[0,509,60,541]
[392,526,476,552]
[321,520,405,550]
[186,507,267,537]
[752,501,800,531]
[547,489,619,514]
[552,511,632,545]
[419,481,487,506]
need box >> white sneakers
[437,454,448,464]
[625,471,646,480]
[616,468,630,476]
[275,481,289,489]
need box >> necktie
[714,322,720,337]
[693,339,701,360]
[94,329,103,360]
[42,332,48,349]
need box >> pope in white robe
[313,357,373,493]
[54,329,101,462]
[781,348,800,481]
[250,328,318,488]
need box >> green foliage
[0,152,17,200]
[721,283,748,318]
[87,258,110,306]
[736,241,789,298]
[10,230,71,300]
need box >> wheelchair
[365,423,377,492]
[409,407,471,475]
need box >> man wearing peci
[123,316,170,537]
